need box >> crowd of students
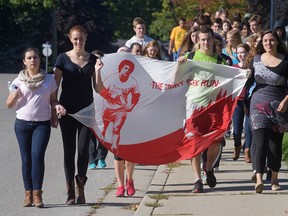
[7,9,288,208]
[115,11,288,195]
[174,10,288,194]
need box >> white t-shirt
[125,35,154,48]
[12,74,57,121]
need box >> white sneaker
[201,172,207,185]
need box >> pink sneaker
[126,180,136,196]
[115,186,125,197]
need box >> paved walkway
[2,74,287,216]
[95,139,288,216]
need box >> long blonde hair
[225,29,242,59]
[142,40,161,59]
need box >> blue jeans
[14,119,51,190]
[243,115,252,149]
[232,101,244,147]
[89,135,108,163]
[172,52,179,61]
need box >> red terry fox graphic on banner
[100,60,140,154]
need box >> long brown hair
[236,43,250,68]
[178,26,199,56]
[256,29,287,56]
[142,40,161,60]
[243,31,264,69]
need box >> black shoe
[206,170,217,188]
[192,179,203,193]
[266,170,272,181]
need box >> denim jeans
[172,52,179,61]
[89,135,108,164]
[232,101,245,147]
[14,119,51,190]
[243,115,252,149]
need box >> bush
[283,133,288,165]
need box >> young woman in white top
[6,47,65,208]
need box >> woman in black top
[248,30,288,193]
[54,25,103,205]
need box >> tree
[56,0,114,53]
[101,0,162,40]
[0,0,115,72]
[0,3,53,72]
[0,0,56,7]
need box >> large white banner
[71,53,247,164]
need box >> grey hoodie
[273,20,287,41]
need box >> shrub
[282,133,288,165]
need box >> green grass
[149,193,169,200]
[283,133,288,165]
[144,201,162,208]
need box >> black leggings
[59,115,91,182]
[252,128,283,174]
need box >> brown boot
[33,190,44,208]
[244,148,252,163]
[66,181,75,205]
[232,145,242,161]
[23,190,33,207]
[75,175,87,204]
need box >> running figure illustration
[100,60,140,154]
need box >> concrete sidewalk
[95,139,288,216]
[137,139,288,216]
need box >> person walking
[248,30,288,193]
[231,43,251,162]
[6,47,65,208]
[125,17,153,48]
[88,50,108,170]
[168,18,187,61]
[222,29,242,65]
[178,26,228,193]
[109,43,143,197]
[53,25,103,204]
[244,15,263,43]
[101,58,140,197]
[273,20,288,51]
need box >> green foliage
[0,0,274,73]
[283,133,288,164]
[0,2,52,72]
[149,0,174,41]
[0,1,56,48]
[0,0,115,73]
[0,0,57,8]
[101,0,162,40]
[56,0,114,53]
